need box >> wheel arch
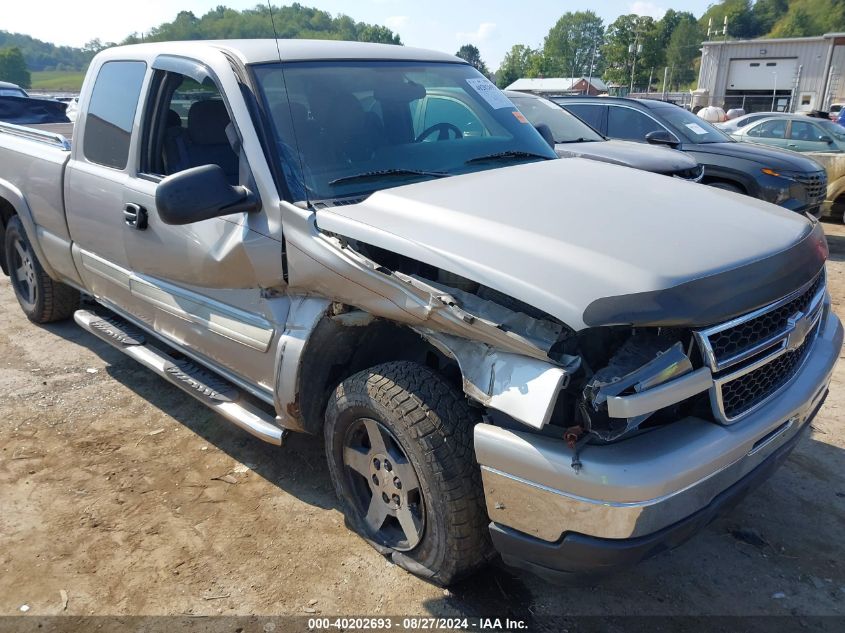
[289,311,461,435]
[0,179,57,278]
[827,174,845,205]
[702,175,748,194]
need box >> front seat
[184,99,239,183]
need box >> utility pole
[771,71,778,110]
[629,30,642,93]
[587,42,597,95]
[662,66,669,99]
[647,67,654,94]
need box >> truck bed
[0,120,74,269]
[29,122,74,143]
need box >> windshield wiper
[555,138,600,144]
[464,150,553,165]
[329,168,449,186]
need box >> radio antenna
[266,1,310,206]
[268,1,283,61]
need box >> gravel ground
[1,223,844,628]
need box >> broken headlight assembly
[556,327,713,443]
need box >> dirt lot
[1,224,845,628]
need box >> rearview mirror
[156,165,259,225]
[645,129,680,147]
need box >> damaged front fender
[416,329,579,429]
[280,201,579,429]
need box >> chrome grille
[795,171,827,206]
[695,272,826,423]
[719,321,819,419]
[706,273,824,368]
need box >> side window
[143,70,238,184]
[748,119,786,138]
[565,104,604,132]
[420,96,486,138]
[606,107,662,141]
[83,61,147,169]
[789,121,823,141]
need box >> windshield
[509,94,603,143]
[253,61,556,201]
[0,88,27,97]
[653,105,731,144]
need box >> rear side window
[564,103,605,131]
[83,61,147,169]
[748,119,786,139]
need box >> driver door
[119,56,288,392]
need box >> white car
[716,111,783,133]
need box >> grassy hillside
[29,70,85,91]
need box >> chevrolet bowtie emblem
[786,310,814,352]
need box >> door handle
[124,203,148,230]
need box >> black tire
[325,361,491,585]
[707,181,744,194]
[3,216,79,323]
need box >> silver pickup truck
[0,40,841,585]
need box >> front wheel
[325,361,491,585]
[3,216,79,323]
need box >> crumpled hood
[555,139,697,174]
[316,158,824,330]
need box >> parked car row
[505,94,828,219]
[0,40,840,587]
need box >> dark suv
[555,96,828,218]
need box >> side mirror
[534,123,556,149]
[645,129,680,147]
[156,164,259,225]
[820,135,834,144]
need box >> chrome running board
[74,309,289,445]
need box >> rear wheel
[3,216,79,323]
[325,361,491,585]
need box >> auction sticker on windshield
[685,122,709,135]
[466,77,514,109]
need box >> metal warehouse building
[697,33,845,114]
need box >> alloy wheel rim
[342,417,425,551]
[11,236,37,308]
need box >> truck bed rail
[0,121,71,150]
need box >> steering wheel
[415,122,463,142]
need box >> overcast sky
[9,1,712,69]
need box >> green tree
[0,47,31,88]
[602,15,660,89]
[751,0,789,34]
[496,44,545,88]
[542,11,604,78]
[656,9,682,50]
[699,0,756,39]
[665,18,703,89]
[495,45,550,86]
[455,44,489,76]
[124,4,401,46]
[771,7,814,37]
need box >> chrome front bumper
[474,310,843,543]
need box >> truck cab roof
[95,39,463,65]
